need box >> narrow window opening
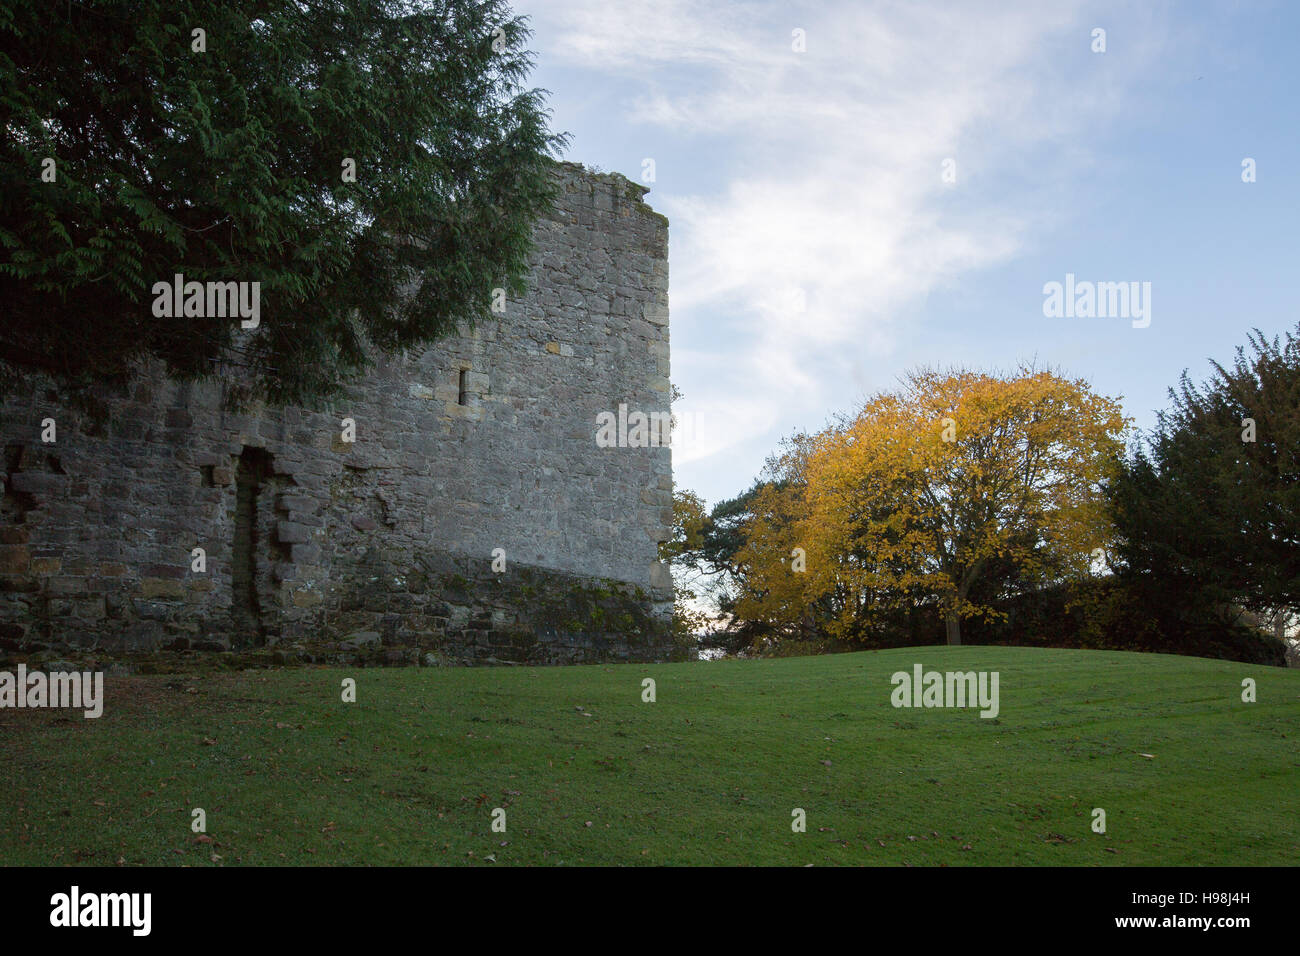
[458,368,469,406]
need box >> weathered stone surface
[291,588,323,608]
[139,578,185,600]
[0,547,30,574]
[341,631,381,650]
[0,164,676,666]
[7,472,66,496]
[276,521,311,545]
[277,494,316,515]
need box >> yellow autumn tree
[736,366,1129,645]
[729,439,816,639]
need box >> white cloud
[522,0,1169,491]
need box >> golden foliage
[735,367,1129,643]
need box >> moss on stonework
[524,575,662,644]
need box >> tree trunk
[945,608,961,646]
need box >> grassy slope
[1,646,1296,866]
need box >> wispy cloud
[524,0,1171,487]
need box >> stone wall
[0,163,680,666]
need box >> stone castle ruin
[0,163,680,667]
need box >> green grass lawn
[1,646,1296,866]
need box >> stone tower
[0,163,679,666]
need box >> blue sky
[515,0,1299,508]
